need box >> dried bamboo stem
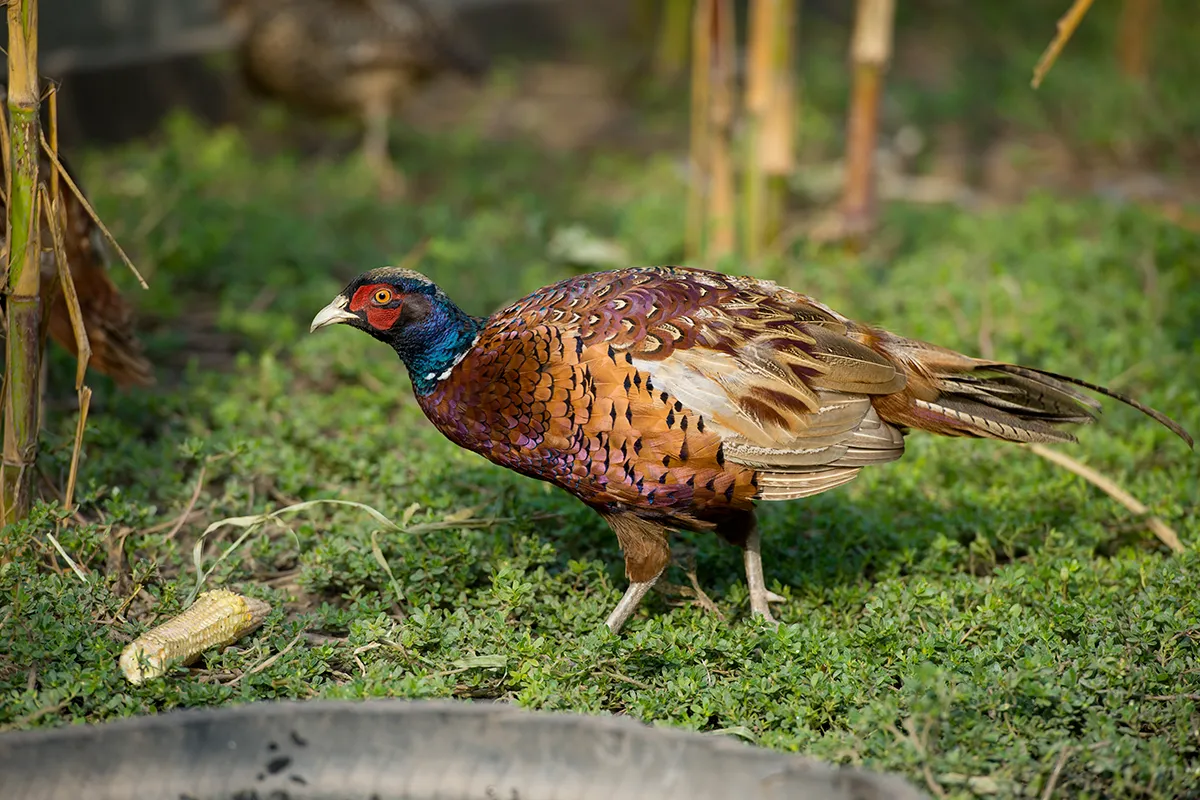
[743,0,775,261]
[41,183,93,513]
[38,133,148,289]
[685,0,712,260]
[687,0,736,263]
[1031,0,1096,89]
[1028,444,1184,554]
[743,0,797,260]
[655,0,693,79]
[841,0,894,240]
[706,0,736,262]
[47,85,60,224]
[1117,0,1158,81]
[2,0,43,529]
[761,0,797,249]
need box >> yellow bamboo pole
[1117,0,1158,81]
[841,0,894,239]
[762,1,797,245]
[2,0,43,529]
[705,0,736,262]
[743,0,797,260]
[686,0,714,261]
[743,0,775,261]
[655,0,693,80]
[1031,0,1096,89]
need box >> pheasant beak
[310,295,359,332]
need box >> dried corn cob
[119,589,271,685]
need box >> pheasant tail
[867,332,1193,448]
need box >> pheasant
[310,266,1193,633]
[0,138,154,388]
[220,0,488,195]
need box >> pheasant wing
[485,266,910,500]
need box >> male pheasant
[221,0,488,195]
[310,266,1192,633]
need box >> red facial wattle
[365,305,403,330]
[349,283,404,331]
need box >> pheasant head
[310,267,481,394]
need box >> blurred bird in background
[220,0,490,197]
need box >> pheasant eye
[373,288,393,305]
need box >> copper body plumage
[311,266,1192,633]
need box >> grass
[3,5,1200,798]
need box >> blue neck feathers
[387,298,483,396]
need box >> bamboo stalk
[743,0,797,260]
[762,0,796,249]
[47,85,61,224]
[42,187,90,389]
[706,0,736,262]
[690,0,737,263]
[1117,0,1158,81]
[742,0,775,261]
[685,0,713,260]
[655,0,693,80]
[2,0,43,529]
[1031,0,1096,89]
[841,0,894,239]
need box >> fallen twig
[1027,443,1185,554]
[883,719,947,799]
[599,669,652,690]
[225,631,304,687]
[45,531,88,582]
[0,695,76,733]
[1041,745,1072,800]
[164,465,208,542]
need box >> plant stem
[1031,0,1096,89]
[1117,0,1158,81]
[744,0,797,260]
[742,0,775,261]
[704,0,737,262]
[654,0,693,80]
[2,0,42,529]
[763,1,797,249]
[685,0,712,261]
[841,0,894,241]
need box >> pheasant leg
[744,526,780,625]
[604,576,661,634]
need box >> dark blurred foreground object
[311,266,1192,634]
[0,89,154,389]
[0,699,929,799]
[220,0,489,195]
